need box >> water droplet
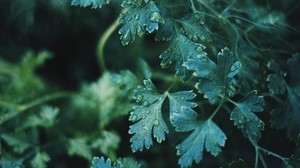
[121,30,131,45]
[137,26,144,37]
[145,110,150,114]
[93,158,99,164]
[136,95,143,103]
[231,65,236,71]
[196,46,204,51]
[154,120,160,126]
[150,12,160,22]
[235,19,241,24]
[201,57,208,62]
[194,14,201,19]
[143,101,149,107]
[134,14,139,20]
[129,114,138,122]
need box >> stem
[190,0,197,12]
[0,100,22,109]
[96,17,120,72]
[254,145,259,168]
[258,151,268,168]
[257,146,288,161]
[197,0,226,20]
[225,97,238,106]
[208,98,225,120]
[0,92,74,124]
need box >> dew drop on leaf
[231,65,236,71]
[136,95,143,103]
[134,14,139,20]
[143,101,149,107]
[137,26,144,37]
[129,114,138,122]
[150,12,162,22]
[154,119,160,126]
[93,158,99,164]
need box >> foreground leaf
[92,157,116,168]
[91,156,140,168]
[230,91,265,142]
[177,12,211,42]
[171,107,226,167]
[270,53,300,140]
[185,47,241,99]
[160,33,207,80]
[119,1,164,45]
[71,0,110,8]
[129,79,168,152]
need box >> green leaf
[155,18,176,41]
[230,91,265,142]
[30,152,50,168]
[168,90,198,133]
[266,59,286,95]
[270,53,300,140]
[92,157,117,168]
[71,0,110,8]
[1,133,31,154]
[20,106,59,129]
[171,107,226,167]
[177,12,211,42]
[129,79,169,152]
[160,33,207,80]
[168,90,198,115]
[67,137,92,159]
[91,156,140,168]
[122,0,147,7]
[271,92,300,140]
[119,1,164,45]
[118,158,141,168]
[74,70,138,128]
[0,160,24,168]
[137,58,152,79]
[185,47,241,99]
[91,130,120,159]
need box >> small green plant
[1,0,300,167]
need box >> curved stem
[96,17,120,72]
[0,92,75,124]
[189,0,197,12]
[258,151,268,168]
[208,98,225,120]
[257,146,288,161]
[225,97,238,106]
[254,145,259,168]
[0,100,22,110]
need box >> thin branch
[0,92,75,124]
[96,16,120,72]
[209,98,225,120]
